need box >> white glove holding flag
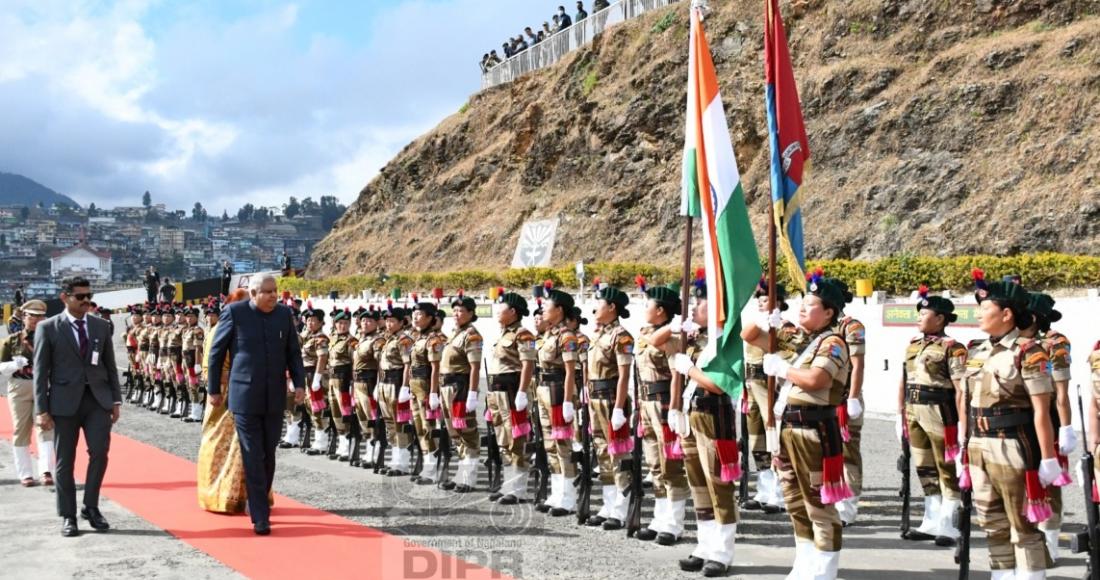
[1038,457,1062,487]
[756,308,784,331]
[847,398,863,420]
[429,392,440,410]
[310,373,323,392]
[515,390,529,411]
[562,401,575,423]
[681,319,699,334]
[668,315,683,334]
[398,386,412,404]
[762,354,791,380]
[611,407,627,430]
[1058,426,1077,456]
[466,389,478,409]
[0,356,28,376]
[672,353,695,376]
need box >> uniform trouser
[353,377,378,433]
[409,378,437,454]
[777,424,843,552]
[968,435,1051,572]
[640,396,689,501]
[7,377,54,447]
[683,406,738,525]
[588,395,631,490]
[169,353,184,395]
[183,353,201,402]
[441,382,480,460]
[377,380,412,450]
[287,369,316,426]
[905,402,961,500]
[487,389,528,468]
[843,397,864,497]
[325,376,349,436]
[746,378,772,470]
[536,383,576,478]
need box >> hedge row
[278,253,1100,298]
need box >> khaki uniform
[352,330,386,433]
[487,323,538,468]
[167,323,185,391]
[837,316,866,497]
[535,323,579,477]
[182,324,205,402]
[965,329,1053,573]
[636,325,687,501]
[775,326,851,552]
[2,332,52,447]
[137,324,153,380]
[377,330,415,455]
[440,323,483,460]
[298,329,330,429]
[744,324,796,470]
[410,329,445,455]
[327,331,358,433]
[1039,330,1071,534]
[904,334,967,500]
[572,332,590,445]
[586,319,634,491]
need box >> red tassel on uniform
[451,400,468,430]
[715,438,741,482]
[741,390,750,415]
[1053,453,1072,487]
[958,448,972,490]
[1093,481,1099,503]
[662,423,683,460]
[550,405,572,440]
[511,409,532,438]
[338,391,354,417]
[396,400,412,423]
[485,408,493,423]
[820,454,853,504]
[943,424,960,462]
[836,405,851,443]
[1024,470,1053,523]
[367,397,379,420]
[310,385,326,414]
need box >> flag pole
[766,198,778,431]
[679,216,694,348]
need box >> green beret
[306,308,326,320]
[332,309,352,322]
[917,295,957,323]
[546,289,575,312]
[753,279,788,302]
[412,302,439,318]
[645,285,682,317]
[1026,292,1062,323]
[597,286,630,319]
[451,296,477,312]
[808,277,848,313]
[976,281,1028,310]
[497,292,529,317]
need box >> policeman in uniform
[377,305,415,476]
[1,300,54,486]
[897,287,967,545]
[745,274,853,579]
[585,286,635,530]
[440,294,484,492]
[633,284,689,544]
[181,306,206,423]
[535,289,580,516]
[487,292,538,504]
[298,308,331,454]
[352,307,386,468]
[410,302,446,484]
[327,309,358,461]
[962,276,1061,579]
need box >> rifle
[371,396,389,473]
[408,422,424,476]
[739,387,751,505]
[899,408,912,539]
[576,384,594,525]
[297,404,312,453]
[436,403,453,488]
[347,410,363,467]
[626,363,644,537]
[954,376,972,579]
[1070,387,1099,580]
[527,385,551,507]
[325,409,339,459]
[482,361,503,494]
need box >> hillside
[0,172,78,208]
[309,0,1100,278]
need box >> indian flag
[680,4,762,396]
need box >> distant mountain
[0,172,79,207]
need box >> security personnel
[125,307,145,405]
[377,305,415,476]
[672,276,738,577]
[962,275,1060,579]
[298,308,331,454]
[1,300,54,486]
[487,292,537,504]
[181,306,205,423]
[743,279,793,513]
[327,308,358,461]
[833,282,866,526]
[156,306,177,414]
[140,308,159,408]
[585,286,635,530]
[535,289,580,516]
[745,273,853,579]
[168,305,188,418]
[352,307,386,468]
[410,302,446,484]
[440,294,484,492]
[1022,292,1075,561]
[564,306,590,471]
[633,285,689,544]
[897,287,967,545]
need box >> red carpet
[1,397,510,580]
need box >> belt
[355,370,379,383]
[169,346,182,355]
[970,407,1032,436]
[139,346,149,351]
[642,380,671,400]
[442,373,470,386]
[691,391,733,412]
[745,363,764,381]
[382,368,404,384]
[906,384,955,404]
[13,371,33,381]
[304,365,316,374]
[490,373,521,391]
[590,377,619,397]
[540,370,565,384]
[782,404,839,427]
[410,365,432,379]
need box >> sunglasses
[71,292,94,301]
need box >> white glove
[515,390,529,411]
[429,392,440,410]
[466,390,479,409]
[955,450,966,476]
[672,353,695,376]
[562,400,575,423]
[310,373,323,392]
[398,386,412,404]
[12,355,28,368]
[194,364,201,374]
[756,308,784,330]
[0,360,21,376]
[668,409,688,438]
[1038,457,1062,487]
[895,415,904,443]
[762,353,791,379]
[681,319,699,334]
[1058,426,1077,456]
[611,407,627,430]
[847,398,863,420]
[668,315,683,334]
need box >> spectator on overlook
[502,41,513,58]
[525,26,539,46]
[575,1,588,22]
[542,21,554,38]
[594,0,610,11]
[515,35,529,52]
[557,6,573,30]
[480,53,490,72]
[486,50,501,68]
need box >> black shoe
[81,507,110,531]
[454,485,473,493]
[386,469,406,477]
[254,522,271,536]
[305,449,323,456]
[586,515,607,527]
[535,502,551,513]
[498,494,518,505]
[656,532,678,546]
[549,507,573,517]
[338,455,349,462]
[416,478,437,486]
[489,492,504,502]
[903,530,935,541]
[61,517,80,537]
[762,503,783,515]
[601,518,623,530]
[702,560,728,577]
[349,459,360,467]
[635,528,658,541]
[440,481,456,491]
[740,499,762,510]
[679,556,704,572]
[934,536,957,547]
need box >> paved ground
[0,318,1091,579]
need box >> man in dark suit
[33,276,122,537]
[207,273,305,535]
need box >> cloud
[0,0,571,211]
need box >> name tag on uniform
[91,350,101,366]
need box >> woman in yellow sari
[196,290,254,513]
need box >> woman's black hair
[989,298,1034,330]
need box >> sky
[0,0,567,212]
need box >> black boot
[679,556,704,572]
[702,560,728,577]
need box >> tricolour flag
[681,4,761,396]
[765,0,810,291]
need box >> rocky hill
[309,0,1100,278]
[0,172,78,208]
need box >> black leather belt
[970,407,1032,436]
[783,404,839,427]
[906,384,955,404]
[540,370,565,384]
[490,372,521,391]
[442,373,470,386]
[410,365,431,379]
[745,363,764,381]
[691,390,732,412]
[139,346,150,351]
[642,380,671,400]
[169,346,182,355]
[382,368,404,384]
[590,377,618,397]
[355,370,378,383]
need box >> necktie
[74,319,89,360]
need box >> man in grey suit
[34,276,122,537]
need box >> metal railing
[480,0,680,90]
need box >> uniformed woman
[327,308,358,461]
[378,305,415,476]
[298,308,331,454]
[487,292,538,504]
[353,307,386,469]
[411,302,446,484]
[535,289,579,516]
[441,294,484,492]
